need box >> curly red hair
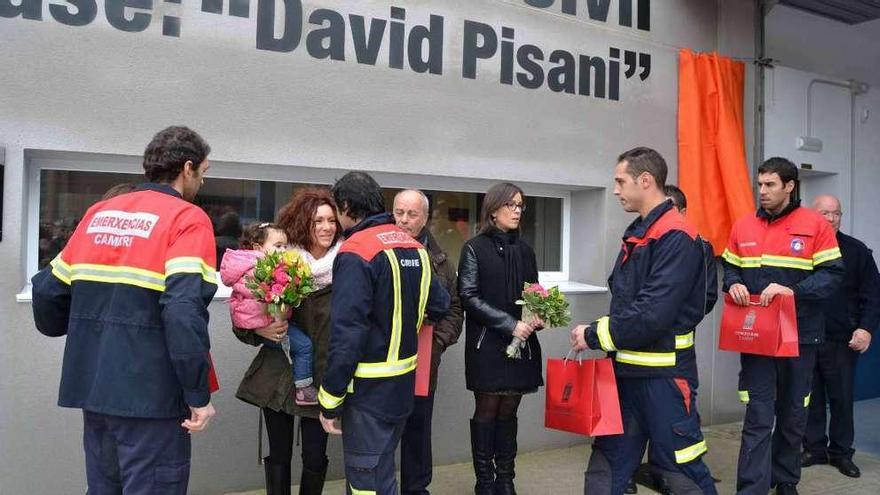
[276,187,342,252]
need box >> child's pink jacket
[219,248,274,330]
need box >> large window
[29,156,569,298]
[38,170,320,270]
[381,189,561,271]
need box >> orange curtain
[678,49,754,255]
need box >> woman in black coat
[458,182,544,495]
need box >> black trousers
[401,392,435,495]
[804,340,858,460]
[263,407,329,472]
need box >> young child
[220,222,318,406]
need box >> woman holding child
[230,187,342,495]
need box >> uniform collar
[757,199,800,222]
[135,182,183,199]
[343,212,394,238]
[623,199,674,240]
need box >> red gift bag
[545,356,623,436]
[414,325,433,397]
[207,352,220,393]
[719,294,799,357]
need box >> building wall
[0,1,755,492]
[765,4,880,263]
[764,5,880,402]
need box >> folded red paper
[415,324,433,397]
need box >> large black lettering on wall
[50,0,98,26]
[256,0,303,52]
[0,0,42,20]
[105,0,152,32]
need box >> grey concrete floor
[227,422,880,494]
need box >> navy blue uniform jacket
[31,184,218,418]
[586,200,711,384]
[319,214,449,422]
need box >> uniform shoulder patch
[340,224,423,261]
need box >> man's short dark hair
[332,171,385,221]
[757,157,798,184]
[617,147,667,188]
[142,126,211,183]
[664,184,687,210]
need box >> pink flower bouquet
[506,282,571,359]
[244,250,315,320]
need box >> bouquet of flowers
[244,250,315,359]
[245,250,315,317]
[506,282,571,359]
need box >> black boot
[493,418,518,495]
[470,419,496,495]
[264,457,291,495]
[298,459,328,495]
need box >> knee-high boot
[264,457,292,495]
[470,419,496,495]
[494,418,518,495]
[297,459,327,495]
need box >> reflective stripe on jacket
[31,183,218,418]
[318,214,449,422]
[586,200,710,384]
[721,201,844,344]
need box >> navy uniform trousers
[343,405,406,495]
[585,376,717,495]
[803,341,859,461]
[736,345,818,494]
[83,410,191,495]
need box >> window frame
[18,149,578,301]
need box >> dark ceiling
[778,0,880,24]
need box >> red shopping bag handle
[563,349,589,367]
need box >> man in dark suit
[802,195,880,478]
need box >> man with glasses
[802,194,880,478]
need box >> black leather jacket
[458,231,543,393]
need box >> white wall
[0,0,755,492]
[765,4,880,256]
[764,65,854,224]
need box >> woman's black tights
[473,392,522,422]
[262,408,328,472]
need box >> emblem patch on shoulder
[790,238,805,254]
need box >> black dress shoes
[830,458,861,478]
[800,450,828,467]
[775,483,799,495]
